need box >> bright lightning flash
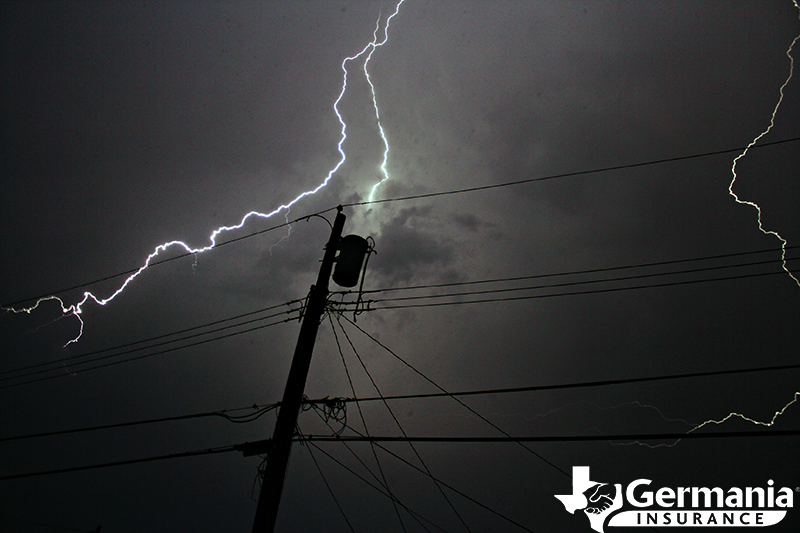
[364,2,407,203]
[3,1,407,345]
[614,392,800,449]
[687,391,800,435]
[728,1,800,287]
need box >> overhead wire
[327,313,410,533]
[329,422,537,533]
[0,315,295,390]
[337,269,793,313]
[306,441,453,533]
[339,314,569,478]
[343,136,800,208]
[8,245,791,387]
[1,403,279,443]
[347,257,797,304]
[6,359,795,445]
[1,299,302,376]
[300,425,357,533]
[2,263,789,389]
[5,137,798,309]
[309,405,434,533]
[332,313,473,533]
[6,243,793,388]
[0,444,238,481]
[298,429,800,443]
[2,208,337,308]
[304,361,800,405]
[3,428,794,482]
[334,245,800,297]
[1,306,301,384]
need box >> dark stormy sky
[2,1,800,532]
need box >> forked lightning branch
[2,0,407,345]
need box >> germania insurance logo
[555,466,794,532]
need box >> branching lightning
[688,391,800,434]
[728,0,800,287]
[364,3,407,203]
[686,1,800,451]
[3,1,407,344]
[614,393,800,449]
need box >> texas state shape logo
[555,466,623,533]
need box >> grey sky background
[2,1,799,532]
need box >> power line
[5,246,792,388]
[303,430,357,533]
[341,269,791,312]
[343,136,800,208]
[1,306,301,383]
[309,406,440,533]
[328,416,537,533]
[8,360,795,444]
[0,514,97,533]
[0,403,279,443]
[1,300,301,376]
[306,441,453,533]
[332,314,473,533]
[0,316,295,390]
[338,314,570,478]
[344,256,798,307]
[0,445,238,481]
[298,429,800,443]
[3,429,795,481]
[305,362,800,405]
[6,137,798,308]
[2,208,336,308]
[327,314,410,532]
[9,245,790,383]
[335,245,799,297]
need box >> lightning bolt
[268,210,294,257]
[612,393,800,449]
[364,2,407,203]
[688,391,800,434]
[728,0,800,287]
[3,1,407,345]
[688,1,800,451]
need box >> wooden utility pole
[251,206,346,533]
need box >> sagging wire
[216,403,279,424]
[309,405,392,491]
[251,454,269,502]
[302,396,347,436]
[298,289,313,322]
[235,404,280,502]
[3,402,282,444]
[300,212,334,230]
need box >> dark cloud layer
[2,2,800,532]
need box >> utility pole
[251,206,347,533]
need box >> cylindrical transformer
[332,234,369,288]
